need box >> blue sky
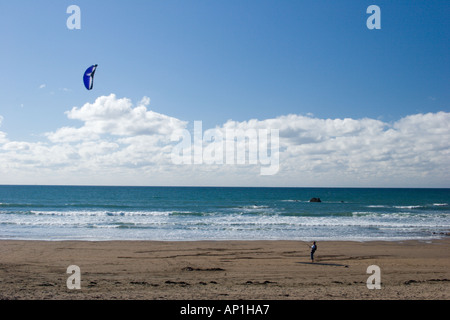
[0,0,449,186]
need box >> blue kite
[83,64,98,90]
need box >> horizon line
[0,184,448,189]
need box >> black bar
[0,300,446,319]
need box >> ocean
[0,185,449,241]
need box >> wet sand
[0,239,448,300]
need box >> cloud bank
[0,94,449,187]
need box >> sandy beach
[0,239,448,300]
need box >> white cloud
[46,94,187,142]
[39,84,46,89]
[0,95,449,187]
[46,126,101,143]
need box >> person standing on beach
[310,241,317,263]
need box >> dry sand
[0,239,448,300]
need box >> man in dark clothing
[310,241,317,262]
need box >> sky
[0,0,449,187]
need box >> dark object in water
[309,197,321,202]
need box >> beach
[0,239,448,300]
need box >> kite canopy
[83,64,98,90]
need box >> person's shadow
[297,262,349,268]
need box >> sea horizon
[1,184,450,189]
